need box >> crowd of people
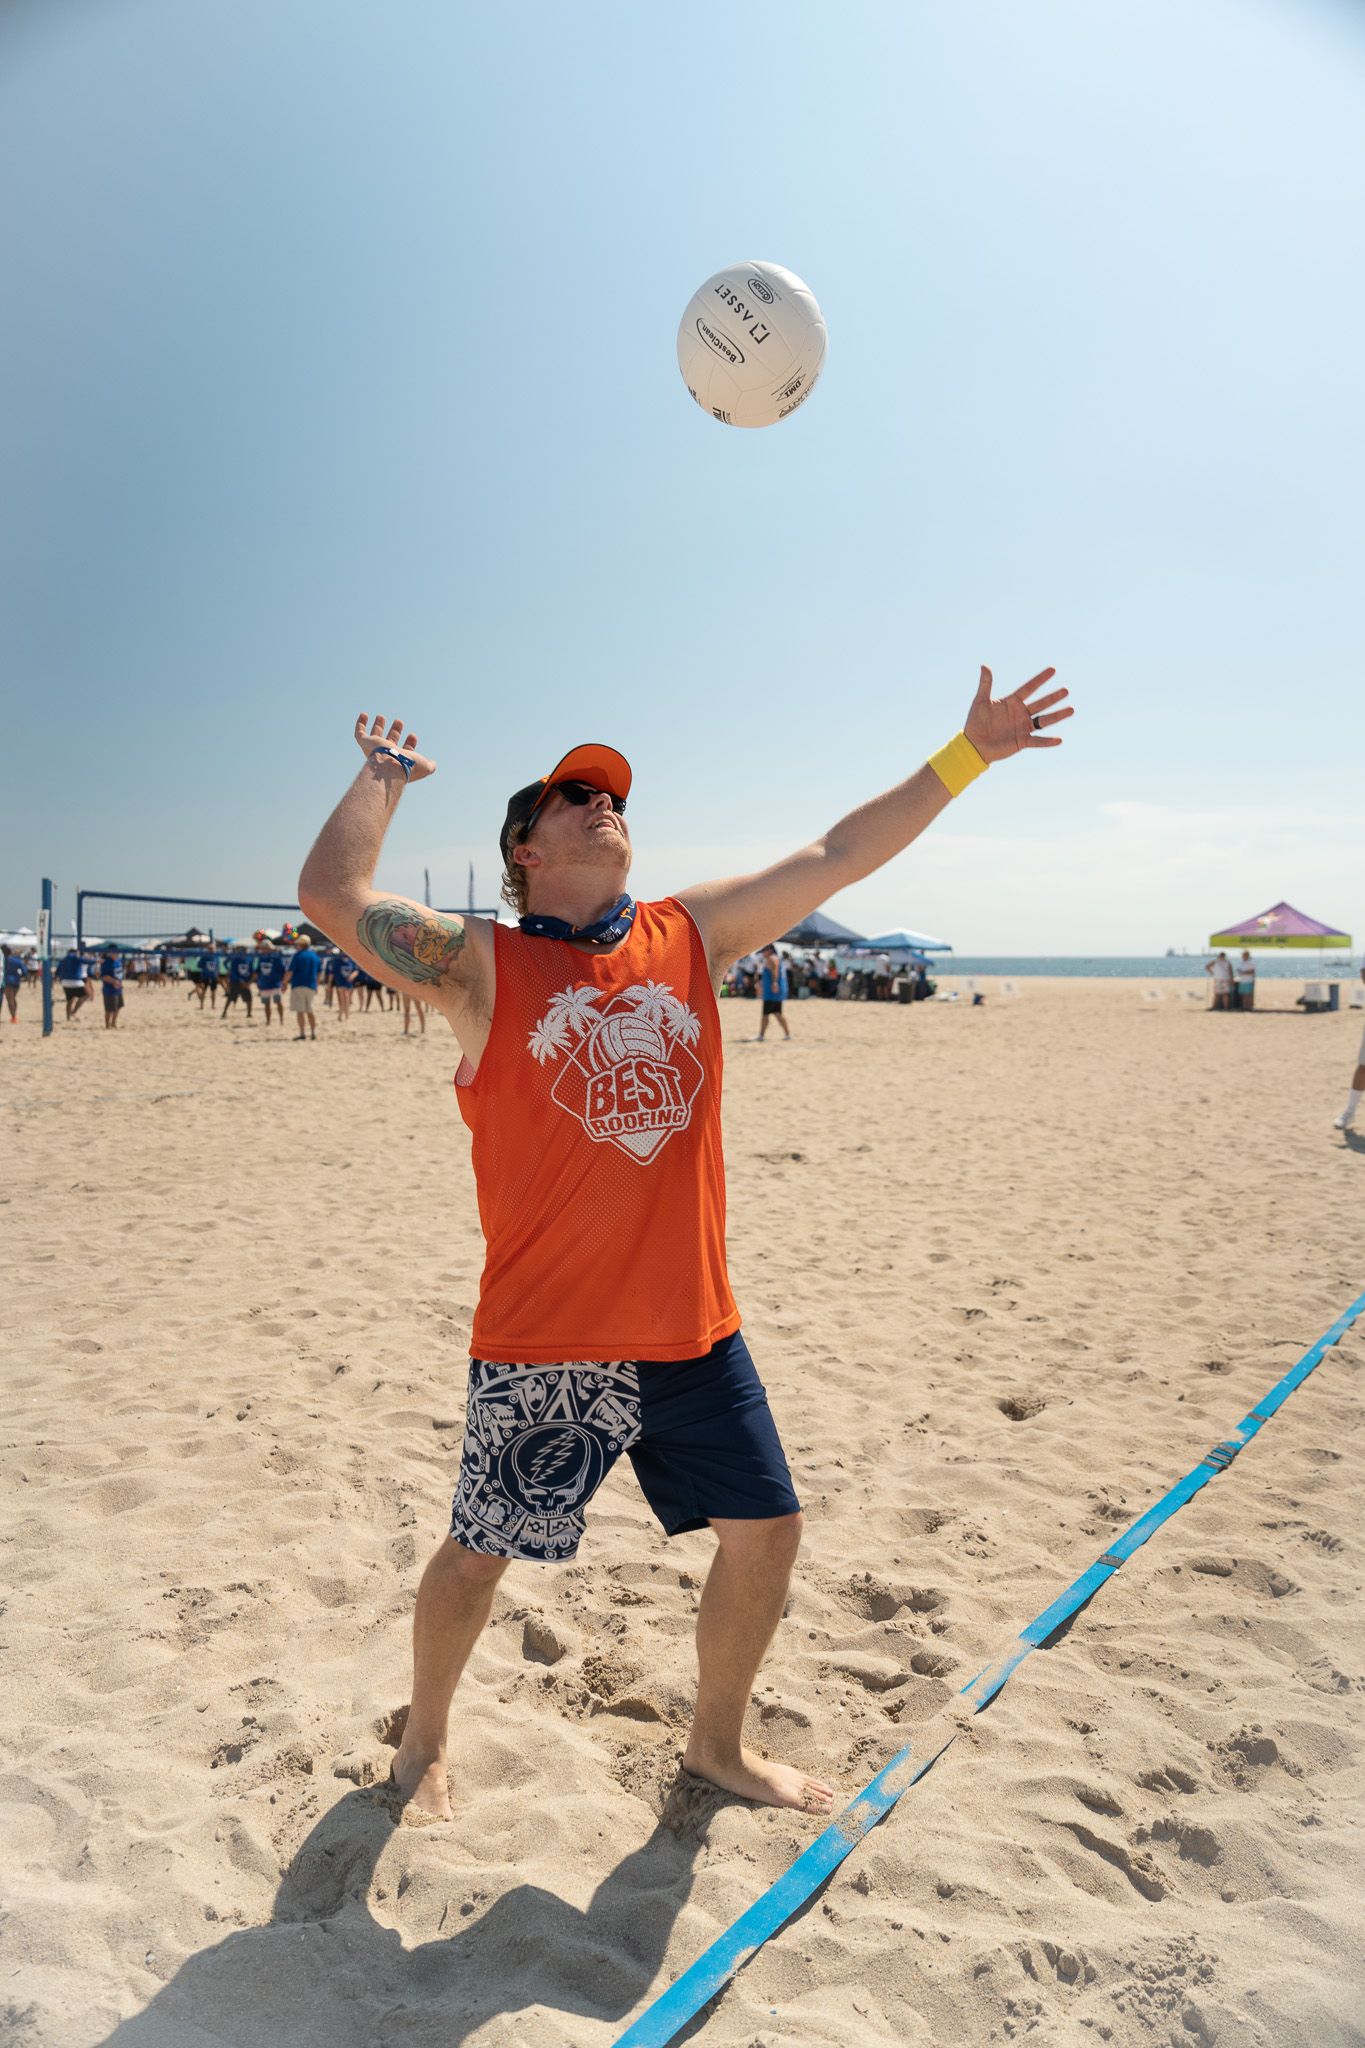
[1,934,430,1038]
[721,947,936,1005]
[4,934,937,1039]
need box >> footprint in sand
[522,1616,571,1664]
[997,1393,1047,1422]
[332,1749,381,1786]
[1073,1783,1124,1817]
[843,1575,945,1622]
[1020,1941,1093,1987]
[306,1574,357,1609]
[759,1700,813,1734]
[1307,1658,1358,1695]
[1136,1763,1200,1795]
[209,1717,263,1769]
[1188,1556,1296,1597]
[909,1649,956,1678]
[825,1656,907,1694]
[1220,1727,1280,1770]
[1207,1724,1305,1792]
[1059,1821,1167,1902]
[1139,1817,1222,1867]
[901,1506,950,1536]
[91,1475,159,1515]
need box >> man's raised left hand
[964,665,1072,764]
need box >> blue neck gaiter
[518,894,637,947]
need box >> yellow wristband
[928,731,988,799]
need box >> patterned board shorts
[448,1332,800,1562]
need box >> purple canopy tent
[1208,900,1350,950]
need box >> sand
[3,973,1363,2047]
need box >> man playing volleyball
[298,666,1071,1822]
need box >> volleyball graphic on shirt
[583,1011,666,1070]
[527,979,705,1163]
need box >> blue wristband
[370,746,415,781]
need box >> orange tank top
[454,897,740,1363]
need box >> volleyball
[676,260,827,429]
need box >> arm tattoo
[356,900,468,987]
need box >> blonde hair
[500,825,532,917]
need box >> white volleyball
[676,260,827,429]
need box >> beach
[4,975,1363,2047]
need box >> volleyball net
[73,889,500,952]
[76,891,306,952]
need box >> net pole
[40,877,54,1037]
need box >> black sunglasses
[542,779,627,816]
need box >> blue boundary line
[612,1286,1365,2047]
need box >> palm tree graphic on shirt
[622,979,702,1049]
[528,984,605,1066]
[526,978,705,1163]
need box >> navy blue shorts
[448,1332,800,1562]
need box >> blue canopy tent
[779,909,866,948]
[843,927,952,956]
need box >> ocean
[936,955,1360,981]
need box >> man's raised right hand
[356,712,437,781]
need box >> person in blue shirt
[332,951,359,1023]
[58,947,90,1020]
[286,935,320,1040]
[255,939,286,1027]
[2,946,27,1026]
[223,944,257,1022]
[100,949,124,1031]
[192,947,222,1012]
[758,944,791,1041]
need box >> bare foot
[387,1746,454,1824]
[681,1744,835,1815]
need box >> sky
[2,0,1361,952]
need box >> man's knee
[711,1510,804,1564]
[435,1534,512,1586]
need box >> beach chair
[1348,982,1365,1010]
[1000,979,1019,999]
[962,976,979,995]
[1300,981,1328,1013]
